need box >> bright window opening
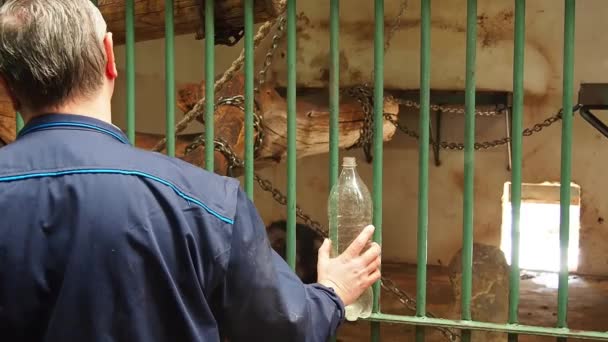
[500,182,581,273]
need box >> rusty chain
[396,98,505,117]
[152,15,282,153]
[256,15,287,94]
[385,104,583,150]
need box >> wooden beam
[173,74,400,176]
[100,0,286,46]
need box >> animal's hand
[316,225,381,306]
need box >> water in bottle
[328,156,374,321]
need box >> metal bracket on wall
[578,83,608,139]
[392,89,512,169]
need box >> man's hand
[316,225,381,306]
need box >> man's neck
[23,96,113,125]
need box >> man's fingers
[363,255,381,275]
[343,225,375,257]
[364,269,381,288]
[359,242,381,265]
[318,238,331,260]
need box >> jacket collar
[17,113,130,145]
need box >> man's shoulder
[106,146,244,224]
[0,141,243,225]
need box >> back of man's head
[0,0,108,113]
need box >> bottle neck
[340,165,358,180]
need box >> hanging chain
[381,278,461,341]
[385,104,583,150]
[255,15,287,94]
[342,86,375,162]
[396,98,505,117]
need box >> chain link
[396,98,505,117]
[380,278,461,341]
[342,86,375,162]
[385,104,583,150]
[256,15,286,94]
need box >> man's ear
[0,76,21,112]
[103,32,118,80]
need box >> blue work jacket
[0,113,344,342]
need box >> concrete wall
[110,0,608,276]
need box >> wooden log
[99,0,286,46]
[0,74,401,178]
[175,73,400,175]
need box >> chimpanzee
[266,220,324,284]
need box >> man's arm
[217,188,345,342]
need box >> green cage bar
[368,313,608,340]
[371,0,384,340]
[461,0,477,341]
[125,0,136,144]
[286,0,297,270]
[328,1,339,340]
[509,1,525,341]
[557,0,576,334]
[329,0,340,245]
[205,0,215,172]
[244,0,255,195]
[165,0,176,157]
[416,0,431,340]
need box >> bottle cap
[343,156,357,167]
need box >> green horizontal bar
[367,314,608,340]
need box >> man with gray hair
[0,1,382,341]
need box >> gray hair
[0,0,108,112]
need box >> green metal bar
[509,1,525,342]
[244,0,255,195]
[461,0,477,341]
[557,0,576,332]
[417,0,431,317]
[328,2,339,341]
[286,0,297,270]
[416,0,431,340]
[329,0,340,248]
[126,0,136,144]
[367,314,608,340]
[371,0,384,340]
[16,112,24,132]
[165,0,175,157]
[205,0,215,172]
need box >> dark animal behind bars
[266,220,324,284]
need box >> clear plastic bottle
[328,156,373,321]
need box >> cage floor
[336,263,608,342]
